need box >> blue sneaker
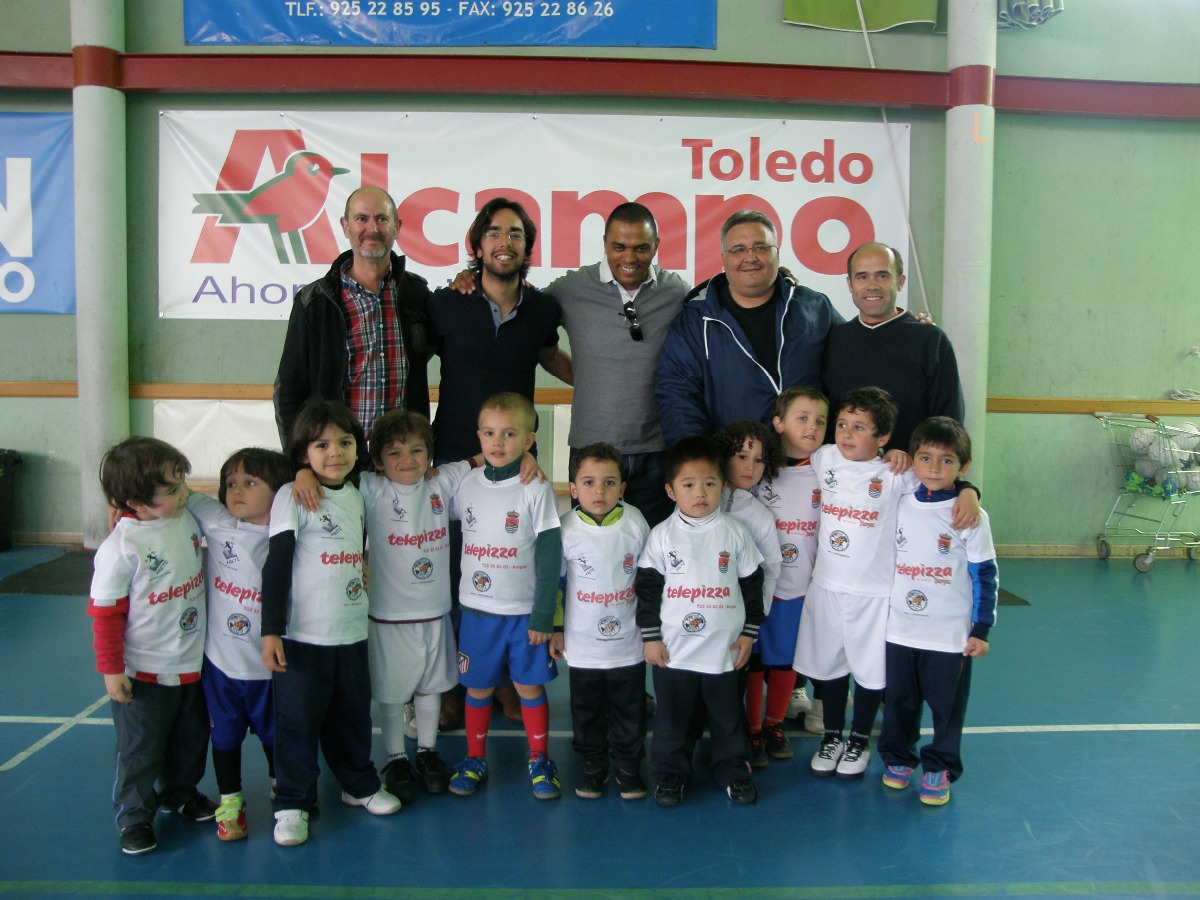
[882,765,914,790]
[448,757,488,797]
[527,753,561,800]
[920,770,950,806]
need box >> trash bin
[0,450,22,552]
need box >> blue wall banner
[0,113,74,315]
[184,0,716,48]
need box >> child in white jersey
[89,437,216,856]
[447,392,564,801]
[261,401,400,848]
[186,447,292,842]
[879,417,997,806]
[551,443,651,800]
[713,420,785,766]
[636,436,765,808]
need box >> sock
[745,669,765,731]
[520,693,550,758]
[414,692,441,751]
[819,676,851,734]
[850,685,884,739]
[376,701,409,761]
[764,667,797,725]
[465,693,492,758]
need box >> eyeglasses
[622,299,644,342]
[483,227,526,244]
[722,242,777,258]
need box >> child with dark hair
[89,437,215,855]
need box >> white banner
[159,111,910,320]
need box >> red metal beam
[995,74,1200,120]
[0,52,73,90]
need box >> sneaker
[414,749,450,794]
[810,735,844,776]
[574,763,608,799]
[748,730,769,768]
[882,765,914,790]
[215,794,247,841]
[119,821,157,855]
[528,753,562,800]
[726,774,757,805]
[381,758,416,805]
[803,699,825,735]
[653,773,685,807]
[448,756,489,797]
[615,768,648,800]
[787,686,814,718]
[920,770,951,806]
[340,787,402,815]
[273,810,309,846]
[402,700,417,740]
[836,739,870,779]
[763,722,794,760]
[161,793,218,822]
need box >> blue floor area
[1,548,1199,899]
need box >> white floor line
[0,694,111,772]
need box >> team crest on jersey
[504,510,520,534]
[937,532,953,554]
[227,613,251,636]
[759,483,780,505]
[811,488,822,509]
[412,557,433,580]
[781,543,799,563]
[896,526,908,549]
[823,470,838,488]
[577,554,595,577]
[464,506,477,528]
[179,606,199,632]
[346,577,364,602]
[667,549,686,573]
[319,513,342,537]
[472,570,492,593]
[622,553,636,575]
[458,651,470,674]
[145,551,170,577]
[391,502,408,522]
[906,589,929,612]
[430,492,445,515]
[868,477,883,499]
[718,550,731,573]
[682,612,706,633]
[597,616,621,637]
[829,530,850,552]
[221,540,239,563]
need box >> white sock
[377,701,410,760]
[414,692,442,750]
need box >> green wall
[1,0,1198,549]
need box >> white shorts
[792,582,887,689]
[368,613,459,703]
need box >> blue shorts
[201,659,274,751]
[457,611,557,689]
[756,596,804,667]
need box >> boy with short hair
[88,437,216,855]
[447,392,564,800]
[879,417,997,806]
[636,436,765,807]
[552,443,651,800]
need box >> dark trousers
[109,679,209,831]
[651,666,748,786]
[878,642,972,781]
[272,638,379,812]
[569,662,647,772]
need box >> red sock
[465,695,491,758]
[745,669,765,731]
[765,668,797,725]
[521,696,550,757]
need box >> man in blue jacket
[655,210,842,447]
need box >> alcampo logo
[191,131,349,266]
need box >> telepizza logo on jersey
[464,542,518,561]
[776,518,817,537]
[213,576,262,607]
[387,527,448,550]
[148,570,204,605]
[896,562,954,585]
[321,550,364,567]
[576,586,636,607]
[821,501,879,527]
[666,585,732,602]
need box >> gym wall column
[72,0,129,548]
[942,0,995,481]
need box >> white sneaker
[341,787,402,815]
[403,700,418,740]
[787,687,813,718]
[810,736,844,776]
[273,810,309,846]
[803,699,825,734]
[835,740,870,779]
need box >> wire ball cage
[1094,414,1200,571]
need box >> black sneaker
[120,821,157,855]
[653,773,685,807]
[413,750,449,794]
[726,774,757,805]
[574,764,608,799]
[763,722,794,760]
[381,757,416,804]
[161,794,218,822]
[748,730,769,768]
[615,768,648,800]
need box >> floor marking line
[0,694,110,772]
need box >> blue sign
[184,0,715,48]
[0,113,74,315]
